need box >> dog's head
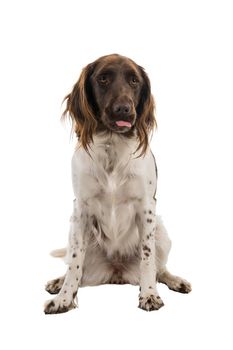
[63,54,156,156]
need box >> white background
[0,0,232,348]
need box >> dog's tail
[50,248,67,258]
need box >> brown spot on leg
[143,245,151,253]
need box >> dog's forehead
[93,54,140,75]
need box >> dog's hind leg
[155,216,192,293]
[157,269,191,293]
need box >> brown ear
[135,67,157,157]
[62,63,98,154]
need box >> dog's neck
[93,131,139,157]
[85,131,139,175]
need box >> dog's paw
[44,296,77,315]
[45,276,65,295]
[138,294,164,311]
[177,280,192,293]
[158,271,192,294]
[168,278,192,294]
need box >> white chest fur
[71,132,157,255]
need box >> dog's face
[90,55,144,133]
[63,54,156,156]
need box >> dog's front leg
[136,202,164,311]
[44,200,91,314]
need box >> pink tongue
[115,120,132,128]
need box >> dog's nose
[112,102,131,116]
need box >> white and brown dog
[44,54,191,314]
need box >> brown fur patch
[143,245,151,252]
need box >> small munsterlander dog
[44,54,191,314]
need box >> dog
[44,54,191,314]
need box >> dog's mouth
[115,120,132,128]
[109,118,134,133]
[100,111,136,133]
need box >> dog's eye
[130,76,139,86]
[98,75,109,86]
